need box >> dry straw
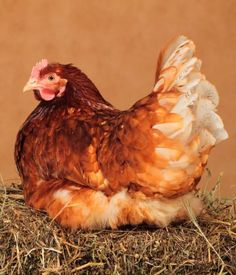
[0,175,236,274]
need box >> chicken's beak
[23,79,38,93]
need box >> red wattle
[39,88,56,101]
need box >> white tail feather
[154,36,228,154]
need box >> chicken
[15,36,228,229]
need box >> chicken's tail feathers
[153,35,228,149]
[154,35,191,83]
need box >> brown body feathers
[15,36,228,229]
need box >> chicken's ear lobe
[60,78,67,86]
[57,78,68,97]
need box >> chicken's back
[97,36,228,199]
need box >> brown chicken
[15,36,228,229]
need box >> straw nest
[0,178,236,275]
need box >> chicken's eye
[48,75,55,81]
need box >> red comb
[31,59,48,78]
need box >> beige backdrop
[0,0,235,196]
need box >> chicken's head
[23,59,68,101]
[23,58,113,108]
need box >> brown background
[0,0,235,196]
